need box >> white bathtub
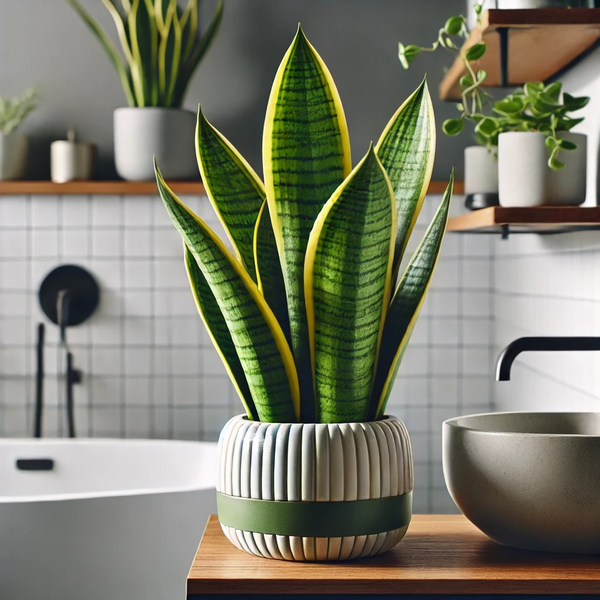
[0,438,218,600]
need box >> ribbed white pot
[216,415,413,561]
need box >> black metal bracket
[497,27,510,88]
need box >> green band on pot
[217,491,412,537]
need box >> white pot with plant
[0,88,38,180]
[155,26,453,561]
[67,0,223,182]
[492,82,589,206]
[399,3,590,210]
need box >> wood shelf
[0,180,461,196]
[0,180,205,196]
[439,8,600,101]
[448,205,600,234]
[187,514,600,597]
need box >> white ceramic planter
[216,415,413,562]
[114,107,198,181]
[464,146,499,210]
[0,132,28,180]
[498,131,587,207]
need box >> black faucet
[497,336,600,381]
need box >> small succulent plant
[155,27,453,424]
[0,88,38,135]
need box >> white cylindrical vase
[464,145,499,210]
[0,132,28,180]
[216,415,413,562]
[498,131,587,207]
[114,107,198,181]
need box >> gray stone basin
[443,412,600,554]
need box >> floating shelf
[448,205,600,236]
[0,180,205,196]
[439,8,600,101]
[0,180,461,196]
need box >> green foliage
[156,27,453,424]
[476,82,589,170]
[0,88,38,135]
[398,1,590,170]
[66,0,223,108]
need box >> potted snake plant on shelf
[155,26,453,561]
[67,0,223,181]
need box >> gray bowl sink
[443,412,600,554]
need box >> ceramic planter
[216,415,413,561]
[464,146,499,210]
[498,131,587,207]
[0,132,28,180]
[114,107,198,181]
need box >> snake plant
[155,27,453,424]
[66,0,223,108]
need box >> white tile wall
[0,191,495,513]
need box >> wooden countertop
[187,514,600,596]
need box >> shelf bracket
[497,27,510,87]
[501,224,510,240]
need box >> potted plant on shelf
[155,26,453,561]
[399,2,590,209]
[0,88,38,180]
[67,0,223,181]
[491,82,589,207]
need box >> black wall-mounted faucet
[497,336,600,381]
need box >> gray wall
[1,0,467,180]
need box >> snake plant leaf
[155,163,300,423]
[184,247,258,421]
[263,25,351,421]
[66,0,136,106]
[196,108,265,280]
[375,79,435,279]
[305,146,396,423]
[253,200,290,342]
[369,173,453,420]
[174,0,223,107]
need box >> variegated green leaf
[369,173,453,420]
[155,163,300,423]
[375,79,435,279]
[263,25,351,422]
[184,247,258,420]
[196,108,265,280]
[174,0,223,107]
[254,200,290,343]
[305,146,396,423]
[66,0,136,106]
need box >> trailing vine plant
[398,1,590,170]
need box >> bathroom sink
[443,412,600,554]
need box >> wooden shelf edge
[439,8,600,101]
[0,180,205,196]
[448,206,600,233]
[0,180,462,196]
